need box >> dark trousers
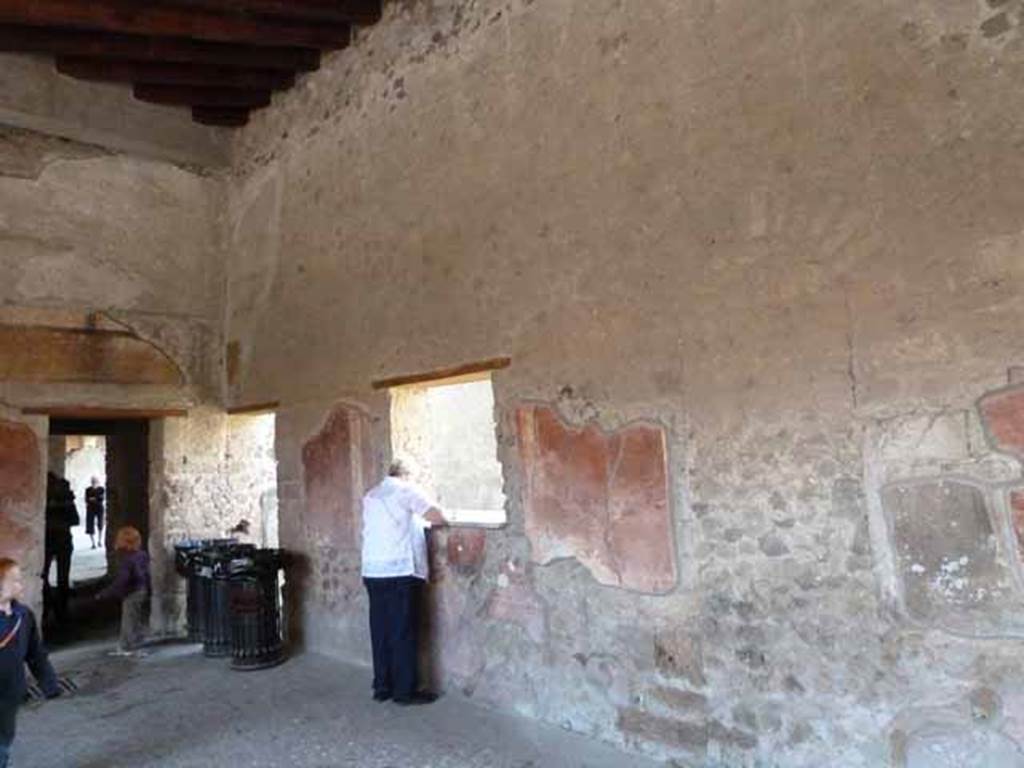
[0,703,16,768]
[364,576,422,699]
[42,534,72,623]
[86,509,104,537]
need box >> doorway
[46,417,150,644]
[60,435,108,582]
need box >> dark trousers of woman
[363,576,422,700]
[42,532,72,624]
[0,702,16,768]
[86,508,104,537]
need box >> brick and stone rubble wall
[221,0,1024,764]
[148,408,279,635]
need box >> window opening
[389,372,507,526]
[226,411,279,547]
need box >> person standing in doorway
[226,518,254,545]
[84,478,105,550]
[0,557,61,768]
[97,527,151,656]
[42,473,78,627]
[361,457,447,705]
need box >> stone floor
[14,643,662,768]
[68,544,107,586]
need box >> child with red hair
[0,557,60,768]
[97,527,151,655]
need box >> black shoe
[373,691,392,702]
[394,692,439,706]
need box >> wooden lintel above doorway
[22,406,188,419]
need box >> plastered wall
[0,125,229,626]
[0,124,225,411]
[221,1,1024,765]
[3,0,1024,763]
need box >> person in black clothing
[0,557,61,768]
[84,477,105,550]
[42,473,78,627]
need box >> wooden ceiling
[0,1,382,127]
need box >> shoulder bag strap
[0,616,23,650]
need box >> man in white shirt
[361,457,447,705]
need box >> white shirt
[360,477,436,580]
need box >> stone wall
[1,0,1023,763]
[149,409,279,634]
[221,0,1024,765]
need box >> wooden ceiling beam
[0,25,320,71]
[134,83,271,109]
[159,0,381,25]
[192,106,251,127]
[0,0,350,49]
[57,57,295,92]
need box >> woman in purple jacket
[97,527,151,655]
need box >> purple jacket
[98,550,151,601]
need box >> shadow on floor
[43,578,121,649]
[16,646,661,768]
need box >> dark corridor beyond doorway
[46,417,150,645]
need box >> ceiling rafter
[0,0,381,127]
[157,0,382,25]
[0,0,350,48]
[134,83,272,109]
[57,57,296,92]
[0,25,322,71]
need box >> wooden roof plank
[57,56,296,91]
[159,0,381,25]
[0,0,350,49]
[0,25,321,71]
[134,83,271,108]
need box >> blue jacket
[0,602,59,706]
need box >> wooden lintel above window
[372,357,511,390]
[227,401,280,415]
